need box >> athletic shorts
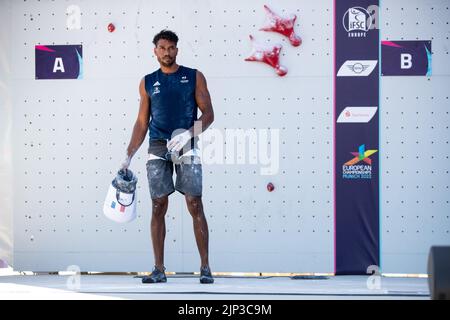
[146,139,202,199]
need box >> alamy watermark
[172,121,280,175]
[64,265,81,291]
[366,265,382,290]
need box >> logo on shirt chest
[152,81,160,95]
[180,75,189,83]
[151,76,189,96]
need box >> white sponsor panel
[337,60,378,77]
[337,106,378,123]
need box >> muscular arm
[191,70,214,136]
[125,78,150,159]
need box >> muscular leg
[151,196,169,271]
[185,195,210,268]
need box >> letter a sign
[53,58,66,73]
[35,45,83,79]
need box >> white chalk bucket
[103,169,137,223]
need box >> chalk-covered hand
[120,154,132,171]
[167,130,192,152]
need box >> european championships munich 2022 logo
[342,144,378,179]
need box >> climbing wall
[4,0,448,274]
[380,0,450,273]
[9,0,334,272]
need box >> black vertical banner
[334,1,380,274]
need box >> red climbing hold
[107,23,115,33]
[245,35,288,77]
[260,5,302,47]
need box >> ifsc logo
[343,7,372,38]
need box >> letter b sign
[400,53,412,69]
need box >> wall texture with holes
[380,0,450,273]
[1,0,448,273]
[0,1,14,268]
[7,0,333,273]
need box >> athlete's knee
[152,196,168,215]
[185,195,202,214]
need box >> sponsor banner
[335,1,380,275]
[337,60,378,77]
[381,40,432,76]
[342,144,378,179]
[35,45,83,79]
[337,106,378,123]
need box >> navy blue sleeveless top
[144,65,198,140]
